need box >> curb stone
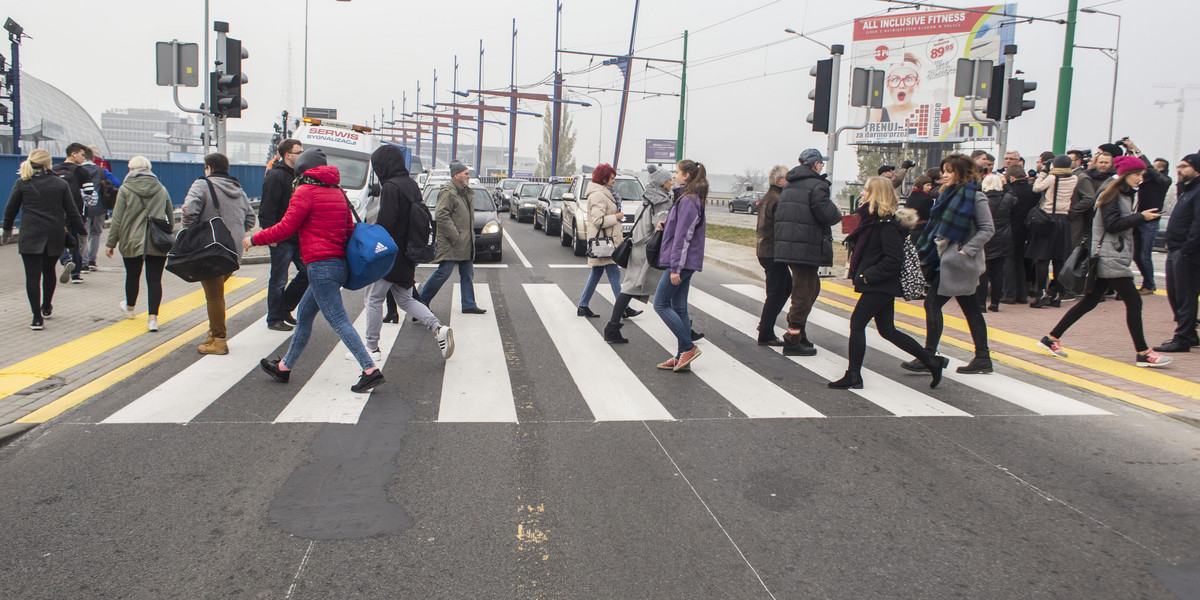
[0,422,36,447]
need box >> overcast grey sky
[7,0,1199,180]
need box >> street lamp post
[569,91,604,164]
[1079,8,1121,142]
[304,0,351,112]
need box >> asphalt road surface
[1,219,1198,599]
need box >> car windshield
[321,149,370,189]
[613,178,645,201]
[471,189,495,211]
[501,179,522,191]
[519,184,544,198]
[547,183,571,200]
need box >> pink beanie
[1113,155,1145,178]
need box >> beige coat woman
[585,181,622,267]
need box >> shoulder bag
[899,236,927,301]
[146,196,175,253]
[165,178,240,282]
[611,202,647,268]
[343,194,399,290]
[1024,177,1057,234]
[1058,231,1104,295]
[585,194,618,259]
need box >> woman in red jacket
[245,148,385,393]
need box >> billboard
[645,139,678,164]
[848,4,1016,145]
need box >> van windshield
[613,178,645,201]
[321,148,370,189]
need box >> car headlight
[482,220,500,234]
[523,201,536,207]
[551,207,561,214]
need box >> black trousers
[21,252,57,316]
[976,256,1007,307]
[923,274,990,356]
[609,292,635,324]
[758,257,792,339]
[1050,277,1146,352]
[1165,249,1200,344]
[848,291,934,374]
[123,255,166,315]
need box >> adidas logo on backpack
[374,242,388,254]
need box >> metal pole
[824,45,844,182]
[612,0,640,169]
[9,35,20,155]
[303,0,308,111]
[215,26,228,155]
[451,56,460,163]
[508,18,516,177]
[476,40,484,173]
[997,45,1016,161]
[415,82,421,157]
[551,1,562,176]
[1108,15,1120,141]
[675,30,687,162]
[1052,0,1078,154]
[431,69,438,168]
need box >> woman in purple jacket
[653,159,707,372]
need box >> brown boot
[201,331,215,346]
[198,335,228,355]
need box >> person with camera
[1038,156,1170,367]
[1073,149,1116,250]
[1028,155,1078,307]
[1120,138,1172,294]
[877,159,916,190]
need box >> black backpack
[386,180,435,263]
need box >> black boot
[828,370,864,389]
[901,350,936,372]
[604,322,628,344]
[957,353,994,374]
[623,306,643,319]
[578,306,600,318]
[924,355,949,388]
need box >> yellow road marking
[815,284,1186,414]
[17,288,269,424]
[0,277,254,400]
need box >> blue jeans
[420,260,476,309]
[282,258,376,371]
[579,264,622,307]
[1133,219,1159,289]
[266,241,309,324]
[653,269,695,356]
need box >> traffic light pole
[824,45,843,183]
[214,26,228,155]
[996,45,1016,162]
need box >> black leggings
[924,292,990,356]
[1034,258,1065,298]
[977,256,1006,306]
[123,255,166,315]
[608,292,636,325]
[849,292,935,374]
[1050,276,1147,352]
[21,252,57,316]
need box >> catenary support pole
[1052,0,1078,154]
[551,1,562,176]
[612,0,640,169]
[676,30,687,162]
[476,40,484,174]
[508,19,517,177]
[824,45,844,184]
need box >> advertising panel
[645,139,678,164]
[848,4,1016,145]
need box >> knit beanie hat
[295,147,327,175]
[1183,154,1200,172]
[449,161,468,176]
[1051,154,1072,169]
[649,167,672,189]
[1113,155,1145,178]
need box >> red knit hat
[1113,155,1145,178]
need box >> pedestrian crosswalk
[96,281,1112,426]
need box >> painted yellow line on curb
[17,288,270,424]
[815,289,1185,414]
[0,277,255,400]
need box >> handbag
[611,203,647,268]
[899,236,927,301]
[1025,176,1059,234]
[343,195,399,291]
[645,228,665,269]
[147,216,175,253]
[1058,237,1101,295]
[165,178,240,282]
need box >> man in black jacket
[1004,162,1041,303]
[773,148,843,356]
[360,144,454,361]
[1154,154,1200,353]
[52,143,93,284]
[1122,138,1171,293]
[259,139,308,331]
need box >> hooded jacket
[851,207,919,297]
[371,144,424,287]
[658,188,705,273]
[755,183,784,258]
[258,160,299,244]
[106,170,174,257]
[1092,188,1145,279]
[432,180,476,263]
[773,164,842,266]
[4,170,86,256]
[620,170,673,298]
[183,173,256,263]
[252,165,353,264]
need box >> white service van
[294,118,384,221]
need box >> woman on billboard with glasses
[881,53,922,126]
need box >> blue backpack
[342,195,398,290]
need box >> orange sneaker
[674,346,702,371]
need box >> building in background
[0,72,111,156]
[101,108,203,161]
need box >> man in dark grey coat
[773,148,843,356]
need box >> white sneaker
[345,348,383,362]
[60,262,74,284]
[118,301,135,319]
[147,316,159,332]
[436,326,455,359]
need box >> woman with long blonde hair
[2,149,87,330]
[834,177,945,389]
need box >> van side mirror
[562,192,575,201]
[368,182,381,197]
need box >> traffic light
[806,58,833,133]
[1006,79,1036,119]
[210,37,248,118]
[985,64,1005,121]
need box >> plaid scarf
[916,181,978,262]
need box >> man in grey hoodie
[182,153,255,355]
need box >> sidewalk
[704,237,1200,429]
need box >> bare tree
[733,167,767,193]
